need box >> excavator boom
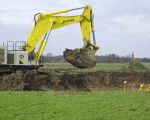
[0,5,99,71]
[25,5,99,68]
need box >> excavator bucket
[63,47,98,68]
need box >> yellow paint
[35,39,47,61]
[139,83,150,92]
[26,5,99,61]
[19,58,25,64]
[40,9,69,17]
[123,81,127,92]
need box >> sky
[0,0,150,58]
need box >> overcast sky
[0,0,150,58]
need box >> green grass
[143,63,150,69]
[39,63,125,74]
[0,91,150,120]
[121,61,149,72]
[39,63,150,74]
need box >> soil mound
[121,61,149,72]
[0,70,150,91]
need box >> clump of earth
[121,61,149,72]
[64,47,98,68]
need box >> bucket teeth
[63,47,98,68]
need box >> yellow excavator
[0,5,99,70]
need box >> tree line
[42,54,150,63]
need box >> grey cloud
[0,0,150,57]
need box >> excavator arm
[25,5,99,68]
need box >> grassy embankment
[0,91,150,120]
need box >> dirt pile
[0,70,150,91]
[121,61,149,72]
[0,70,50,90]
[64,47,98,68]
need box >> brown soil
[64,47,98,68]
[0,70,150,91]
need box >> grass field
[39,63,150,74]
[143,63,150,69]
[0,91,150,120]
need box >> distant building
[131,52,137,61]
[132,51,134,60]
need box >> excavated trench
[0,70,150,91]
